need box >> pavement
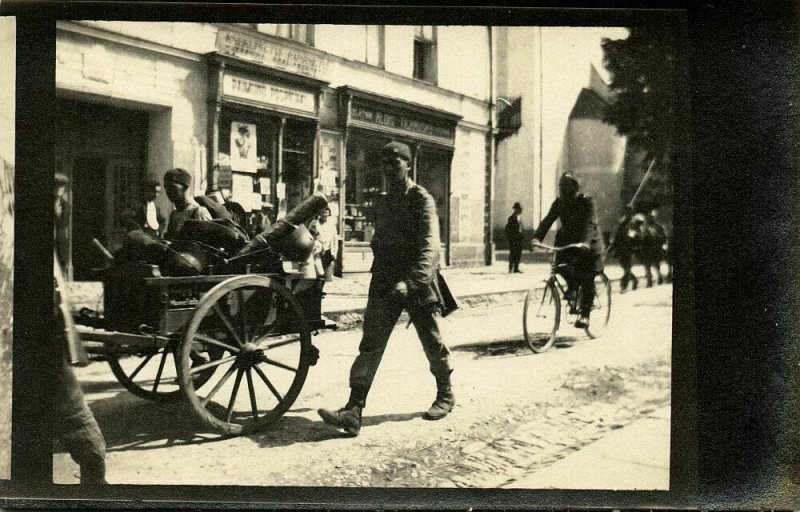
[503,406,671,490]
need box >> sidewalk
[322,257,629,315]
[503,406,671,490]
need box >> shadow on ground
[77,377,428,453]
[451,335,589,358]
[251,411,426,449]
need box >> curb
[322,276,637,332]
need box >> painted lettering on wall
[223,74,316,114]
[216,30,330,80]
[350,104,454,143]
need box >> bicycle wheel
[585,273,611,339]
[523,280,560,353]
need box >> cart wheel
[107,339,225,402]
[177,275,313,435]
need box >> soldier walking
[318,142,455,436]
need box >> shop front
[206,53,328,236]
[338,87,460,271]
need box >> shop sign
[350,104,455,144]
[216,29,331,81]
[223,73,316,114]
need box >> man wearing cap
[531,173,605,329]
[318,141,455,436]
[162,168,212,240]
[505,202,524,273]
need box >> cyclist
[531,173,605,329]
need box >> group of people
[53,141,666,470]
[606,207,671,292]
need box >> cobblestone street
[55,284,672,488]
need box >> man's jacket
[505,214,523,245]
[533,194,605,255]
[370,179,456,314]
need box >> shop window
[413,26,437,84]
[344,135,389,243]
[255,24,315,45]
[218,108,279,234]
[281,119,315,214]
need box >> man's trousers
[348,275,452,404]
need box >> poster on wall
[230,121,257,173]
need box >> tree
[601,24,689,214]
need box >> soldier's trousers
[349,276,452,405]
[54,357,107,484]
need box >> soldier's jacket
[533,194,605,255]
[370,178,443,308]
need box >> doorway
[55,98,149,280]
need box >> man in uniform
[607,205,640,293]
[531,172,605,329]
[505,202,524,273]
[318,142,454,436]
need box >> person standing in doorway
[505,202,524,273]
[317,142,455,436]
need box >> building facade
[55,21,494,279]
[493,26,630,248]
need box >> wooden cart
[74,260,335,436]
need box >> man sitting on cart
[531,172,605,329]
[162,168,212,240]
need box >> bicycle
[522,241,612,353]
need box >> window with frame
[413,25,437,84]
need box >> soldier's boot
[318,388,366,436]
[424,370,455,421]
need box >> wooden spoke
[253,364,283,402]
[200,363,238,407]
[192,334,240,354]
[152,348,170,393]
[189,354,238,376]
[225,368,245,424]
[237,289,249,343]
[128,352,156,381]
[246,370,259,423]
[261,357,297,373]
[213,303,243,347]
[257,335,302,351]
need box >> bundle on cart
[113,195,328,277]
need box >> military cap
[381,141,412,161]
